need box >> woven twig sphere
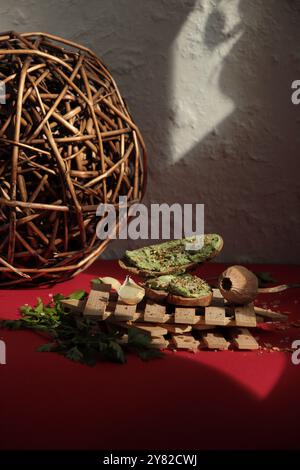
[0,31,147,287]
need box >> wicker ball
[0,31,147,287]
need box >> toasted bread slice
[167,274,212,306]
[118,258,194,277]
[144,287,169,302]
[167,291,213,307]
[144,273,213,307]
[119,234,223,277]
[144,288,212,306]
[144,275,176,302]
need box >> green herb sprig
[0,288,163,365]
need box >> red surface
[0,260,300,450]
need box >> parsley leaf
[0,291,163,365]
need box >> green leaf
[4,291,165,366]
[138,349,164,361]
[53,293,65,303]
[65,346,84,362]
[128,328,152,348]
[37,342,57,352]
[19,304,32,315]
[1,319,27,330]
[105,341,126,364]
[68,290,86,300]
[35,297,44,314]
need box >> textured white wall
[0,0,299,263]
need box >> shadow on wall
[105,0,300,264]
[171,0,300,263]
[96,0,300,263]
[0,0,299,262]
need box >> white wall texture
[0,0,299,263]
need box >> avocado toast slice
[144,273,213,306]
[144,275,177,301]
[167,273,212,306]
[119,234,223,277]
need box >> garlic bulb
[98,276,121,291]
[218,265,258,305]
[118,276,145,305]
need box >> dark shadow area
[139,0,300,263]
[0,327,299,449]
[90,0,300,263]
[196,0,300,263]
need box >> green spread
[145,275,176,291]
[124,234,222,273]
[168,274,211,298]
[145,273,211,298]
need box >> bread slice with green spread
[167,274,212,306]
[144,273,212,306]
[144,275,176,301]
[119,234,223,277]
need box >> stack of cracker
[61,282,287,352]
